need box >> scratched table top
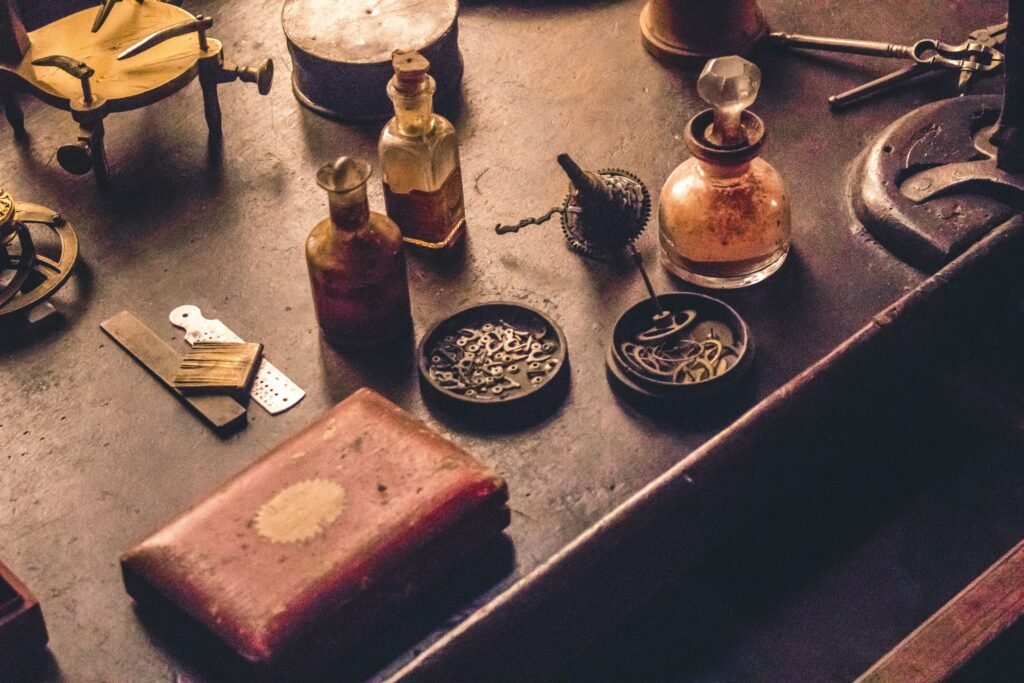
[0,0,1011,681]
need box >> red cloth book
[121,388,509,663]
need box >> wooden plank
[100,311,247,432]
[856,539,1024,683]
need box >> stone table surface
[0,0,1010,680]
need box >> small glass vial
[379,50,466,250]
[659,56,791,289]
[306,156,412,348]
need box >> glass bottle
[659,56,791,289]
[306,156,412,348]
[378,50,466,251]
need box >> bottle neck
[388,77,436,137]
[696,158,753,184]
[326,185,370,231]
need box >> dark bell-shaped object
[495,154,651,260]
[556,154,651,259]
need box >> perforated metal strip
[169,305,305,415]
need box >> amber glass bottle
[306,157,412,348]
[378,50,466,250]
[659,56,791,288]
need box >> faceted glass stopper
[697,56,761,147]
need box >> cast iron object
[283,0,462,121]
[0,190,79,318]
[854,95,1014,271]
[855,0,1024,270]
[0,1,272,184]
[418,303,569,426]
[607,292,754,407]
[639,0,767,64]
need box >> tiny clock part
[659,56,791,289]
[418,303,569,421]
[306,157,412,349]
[379,50,467,251]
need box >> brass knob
[238,59,274,96]
[57,142,94,175]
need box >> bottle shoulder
[380,115,458,147]
[307,214,402,259]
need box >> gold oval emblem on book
[254,479,346,543]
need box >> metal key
[769,21,1007,110]
[767,32,1002,71]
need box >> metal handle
[117,14,214,60]
[31,55,96,103]
[768,32,913,59]
[828,63,931,110]
[92,0,120,33]
[235,59,274,96]
[769,32,1003,72]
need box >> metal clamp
[117,15,215,60]
[31,55,96,104]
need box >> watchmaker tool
[769,21,1007,110]
[101,311,248,432]
[173,341,263,400]
[0,188,79,322]
[0,0,273,184]
[496,153,665,313]
[607,292,754,406]
[497,153,651,258]
[417,302,569,423]
[170,305,305,415]
[854,0,1024,271]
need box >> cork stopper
[392,49,431,94]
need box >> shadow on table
[562,377,1024,683]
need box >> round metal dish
[418,302,569,421]
[607,292,753,404]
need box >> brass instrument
[0,0,273,184]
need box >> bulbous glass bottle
[659,56,791,288]
[306,157,412,348]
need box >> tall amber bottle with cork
[378,50,466,250]
[306,156,412,348]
